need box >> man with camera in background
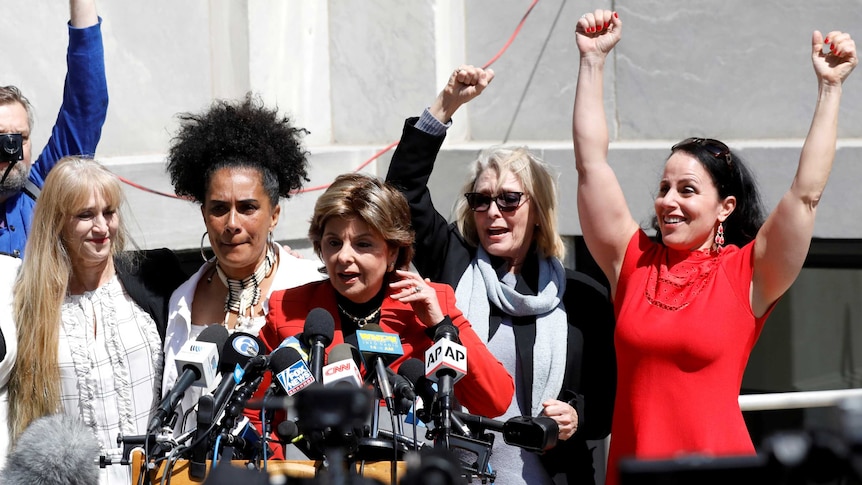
[0,0,108,259]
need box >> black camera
[0,133,23,163]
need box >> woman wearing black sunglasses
[386,66,616,484]
[572,9,857,485]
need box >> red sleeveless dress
[605,230,771,485]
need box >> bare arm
[69,0,98,28]
[572,9,638,295]
[751,30,857,317]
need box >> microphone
[303,308,335,383]
[453,411,559,452]
[269,347,316,396]
[149,325,228,433]
[211,332,266,417]
[398,357,434,415]
[2,414,100,485]
[356,323,404,410]
[388,369,416,416]
[399,358,471,436]
[424,323,467,441]
[322,343,363,388]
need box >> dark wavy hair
[652,140,765,247]
[166,93,309,205]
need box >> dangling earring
[387,261,395,272]
[200,232,213,262]
[714,222,725,248]
[267,231,274,246]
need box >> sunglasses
[671,137,732,167]
[464,191,526,212]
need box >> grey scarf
[455,246,568,416]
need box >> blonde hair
[309,173,414,271]
[8,157,130,442]
[454,146,565,260]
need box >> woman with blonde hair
[7,157,185,484]
[386,66,616,484]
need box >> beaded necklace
[216,243,275,327]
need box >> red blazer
[261,279,514,418]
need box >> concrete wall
[3,1,862,396]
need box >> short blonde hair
[454,146,565,260]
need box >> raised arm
[572,10,638,294]
[69,0,98,28]
[751,31,857,317]
[34,0,108,181]
[384,66,493,281]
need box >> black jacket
[386,118,616,484]
[115,248,188,342]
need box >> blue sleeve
[30,18,109,187]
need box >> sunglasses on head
[672,137,732,167]
[464,191,525,212]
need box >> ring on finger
[412,285,421,294]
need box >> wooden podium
[131,450,406,484]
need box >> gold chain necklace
[337,304,381,328]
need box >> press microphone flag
[424,324,467,384]
[174,328,224,388]
[271,347,316,396]
[322,343,363,388]
[150,325,228,433]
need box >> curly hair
[166,93,309,204]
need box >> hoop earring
[200,232,212,262]
[714,222,725,248]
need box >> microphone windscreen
[328,343,360,365]
[361,323,383,334]
[2,414,99,485]
[433,322,460,343]
[276,420,300,442]
[397,357,425,385]
[197,324,230,359]
[303,307,335,347]
[269,346,304,375]
[218,332,263,374]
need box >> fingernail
[825,37,830,43]
[614,12,618,18]
[603,22,609,29]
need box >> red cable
[121,0,541,198]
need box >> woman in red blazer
[261,173,514,420]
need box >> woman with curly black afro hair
[160,94,325,433]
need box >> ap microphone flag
[424,334,467,384]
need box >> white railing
[739,388,862,411]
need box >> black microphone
[303,308,335,383]
[210,332,266,417]
[149,325,228,433]
[2,414,100,485]
[424,323,466,441]
[399,357,471,436]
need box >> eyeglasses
[464,192,526,212]
[671,137,732,167]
